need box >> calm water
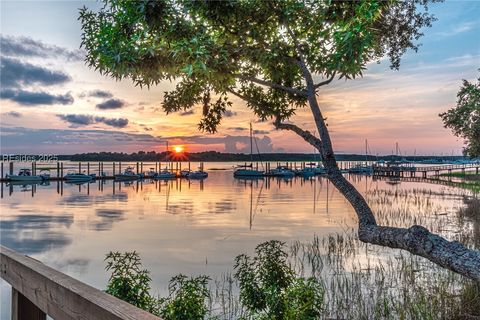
[0,163,472,317]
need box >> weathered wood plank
[1,246,161,320]
[12,288,47,320]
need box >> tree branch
[361,222,480,281]
[314,72,336,89]
[284,25,480,281]
[226,88,247,101]
[281,120,480,281]
[273,118,323,157]
[236,74,307,97]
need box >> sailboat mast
[250,123,253,163]
[365,139,368,163]
[165,141,169,162]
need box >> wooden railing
[0,245,161,320]
[373,163,479,173]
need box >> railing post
[12,288,46,320]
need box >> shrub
[234,240,324,320]
[159,274,211,320]
[105,251,160,314]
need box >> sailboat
[155,142,176,179]
[349,139,373,174]
[234,123,264,177]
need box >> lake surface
[0,163,475,318]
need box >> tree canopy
[79,0,436,132]
[440,76,480,158]
[79,1,480,281]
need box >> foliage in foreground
[106,235,480,319]
[105,241,323,320]
[234,241,324,320]
[159,274,211,320]
[105,251,159,313]
[105,252,210,319]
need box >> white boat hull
[64,174,93,181]
[234,169,264,177]
[115,174,141,180]
[187,172,208,179]
[6,175,42,182]
[156,173,176,179]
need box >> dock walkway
[373,163,479,178]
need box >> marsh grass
[107,185,480,319]
[210,187,480,319]
[440,172,480,193]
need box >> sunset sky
[1,1,479,155]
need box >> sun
[173,145,184,153]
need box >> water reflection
[0,169,477,318]
[0,214,73,255]
[90,209,125,231]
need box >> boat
[64,171,93,182]
[7,181,42,186]
[156,169,176,179]
[115,167,141,180]
[349,139,373,174]
[234,164,264,177]
[233,123,264,177]
[6,169,43,182]
[180,169,191,177]
[39,169,51,180]
[144,168,158,178]
[234,175,264,181]
[296,163,322,176]
[348,165,373,174]
[314,165,327,174]
[155,142,176,179]
[187,170,208,179]
[65,180,93,186]
[295,167,315,177]
[270,166,295,177]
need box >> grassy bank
[440,171,480,193]
[441,171,480,179]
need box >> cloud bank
[57,114,129,128]
[1,56,71,88]
[1,89,73,106]
[0,35,84,61]
[96,99,126,110]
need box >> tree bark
[275,55,480,282]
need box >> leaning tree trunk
[276,58,480,281]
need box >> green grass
[441,171,479,179]
[439,171,480,192]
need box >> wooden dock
[1,160,478,182]
[1,245,162,320]
[372,175,476,189]
[372,163,480,178]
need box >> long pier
[372,163,480,178]
[1,160,479,182]
[0,160,363,182]
[372,175,476,189]
[0,161,203,182]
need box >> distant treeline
[47,151,467,162]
